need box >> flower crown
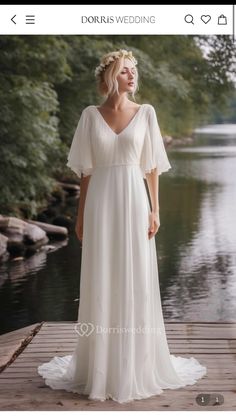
[94,49,138,79]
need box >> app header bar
[0,5,234,35]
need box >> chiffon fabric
[38,104,207,403]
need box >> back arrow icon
[11,15,16,24]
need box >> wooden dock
[0,322,235,410]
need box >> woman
[38,49,207,403]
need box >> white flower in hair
[94,49,138,78]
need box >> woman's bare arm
[76,174,91,241]
[146,168,159,213]
[145,168,160,239]
[77,175,91,218]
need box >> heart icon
[74,322,95,336]
[201,15,211,24]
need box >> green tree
[0,36,70,217]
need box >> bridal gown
[38,103,207,403]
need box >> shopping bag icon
[218,15,227,25]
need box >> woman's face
[116,58,137,94]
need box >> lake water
[1,124,236,334]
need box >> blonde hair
[95,49,139,99]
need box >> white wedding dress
[38,104,207,403]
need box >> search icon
[184,14,194,24]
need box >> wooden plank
[0,381,235,391]
[26,340,236,347]
[165,324,236,327]
[0,388,235,411]
[20,347,236,355]
[0,366,233,379]
[28,342,236,350]
[6,359,233,369]
[1,366,234,382]
[27,340,77,344]
[39,324,235,329]
[8,360,233,369]
[38,324,236,329]
[25,339,235,346]
[26,343,236,349]
[8,353,73,359]
[64,323,236,326]
[30,336,236,344]
[36,330,234,337]
[0,323,42,341]
[30,338,78,342]
[0,323,43,372]
[12,356,236,363]
[0,398,234,410]
[0,371,232,384]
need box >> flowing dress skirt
[38,165,207,403]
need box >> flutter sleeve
[66,108,94,179]
[140,105,172,179]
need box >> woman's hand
[148,211,160,240]
[75,216,83,242]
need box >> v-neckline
[94,104,143,136]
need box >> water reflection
[195,124,236,136]
[0,235,81,334]
[160,125,236,322]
